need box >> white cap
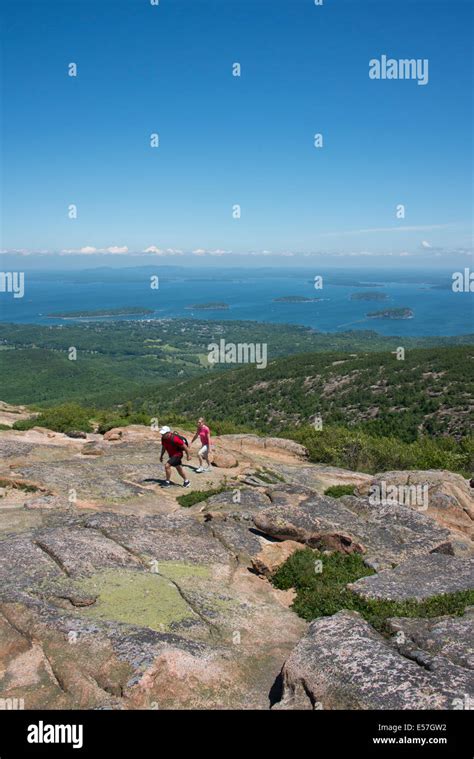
[159,426,171,435]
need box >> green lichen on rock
[156,561,211,582]
[74,568,199,631]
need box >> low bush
[177,486,229,508]
[12,403,93,433]
[288,425,473,476]
[324,485,355,498]
[272,548,474,633]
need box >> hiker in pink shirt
[192,418,211,472]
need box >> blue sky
[1,0,472,266]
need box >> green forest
[1,320,473,407]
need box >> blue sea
[1,267,473,337]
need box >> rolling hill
[149,345,474,443]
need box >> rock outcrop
[357,470,474,553]
[251,541,306,578]
[274,610,473,710]
[348,555,474,601]
[253,486,454,569]
[219,434,308,459]
[0,418,473,710]
[0,510,305,709]
[211,452,238,468]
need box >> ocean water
[1,267,473,337]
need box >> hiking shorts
[198,445,209,457]
[167,455,183,467]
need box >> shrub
[12,403,93,433]
[272,548,474,632]
[177,486,229,508]
[324,485,355,498]
[288,425,473,476]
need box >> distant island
[186,302,230,310]
[47,307,154,318]
[273,296,322,303]
[367,307,414,320]
[351,292,388,302]
[306,280,383,287]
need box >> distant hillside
[152,346,474,442]
[47,307,154,318]
[2,320,472,407]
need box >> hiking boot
[162,480,172,488]
[183,480,191,488]
[195,467,204,473]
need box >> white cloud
[142,246,184,255]
[106,246,128,254]
[7,240,472,259]
[60,245,128,255]
[143,246,163,254]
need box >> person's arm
[191,432,198,444]
[183,444,190,460]
[160,444,165,462]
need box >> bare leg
[176,464,186,482]
[164,461,172,481]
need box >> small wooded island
[351,292,388,302]
[367,307,414,319]
[273,296,321,303]
[186,302,230,310]
[47,307,154,318]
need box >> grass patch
[272,548,474,633]
[176,486,230,508]
[324,485,355,498]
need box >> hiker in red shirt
[159,426,191,488]
[191,417,211,473]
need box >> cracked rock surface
[0,422,473,709]
[274,610,474,710]
[0,509,305,709]
[253,488,454,569]
[348,555,474,602]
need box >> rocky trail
[0,404,472,710]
